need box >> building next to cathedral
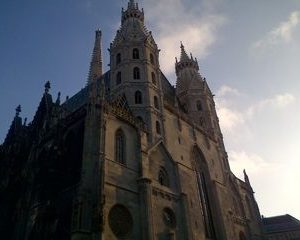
[0,1,266,239]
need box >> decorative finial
[243,169,250,184]
[179,42,190,61]
[56,92,61,105]
[15,105,21,117]
[96,29,101,37]
[45,81,51,93]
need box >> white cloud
[217,85,241,97]
[253,11,300,50]
[215,85,244,133]
[215,85,296,132]
[217,107,244,132]
[141,0,226,77]
[246,93,296,117]
[229,150,271,177]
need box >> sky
[0,0,299,220]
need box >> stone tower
[109,0,164,143]
[175,43,220,139]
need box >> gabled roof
[62,72,110,113]
[62,70,181,114]
[263,214,300,233]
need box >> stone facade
[0,0,265,239]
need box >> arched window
[193,147,216,239]
[196,100,202,111]
[133,67,140,79]
[162,208,176,228]
[150,53,154,64]
[116,72,122,85]
[116,53,121,65]
[132,48,139,59]
[158,167,169,187]
[156,121,161,134]
[135,91,142,104]
[115,129,125,164]
[154,96,159,109]
[151,72,156,85]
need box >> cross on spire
[45,81,51,93]
[15,105,21,117]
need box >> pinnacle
[15,105,21,117]
[87,29,103,85]
[44,81,51,93]
[180,42,191,62]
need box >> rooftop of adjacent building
[263,214,300,233]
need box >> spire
[45,81,50,94]
[180,42,190,62]
[15,105,21,117]
[175,43,199,76]
[243,169,251,185]
[87,29,103,85]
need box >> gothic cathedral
[0,1,265,239]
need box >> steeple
[175,42,199,76]
[110,0,163,143]
[87,29,103,85]
[180,42,190,62]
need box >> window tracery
[115,129,125,164]
[158,167,169,187]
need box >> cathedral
[0,1,265,239]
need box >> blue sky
[1,0,300,219]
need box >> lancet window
[133,48,139,59]
[115,129,126,164]
[133,67,140,79]
[116,53,121,65]
[116,72,122,85]
[135,91,142,104]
